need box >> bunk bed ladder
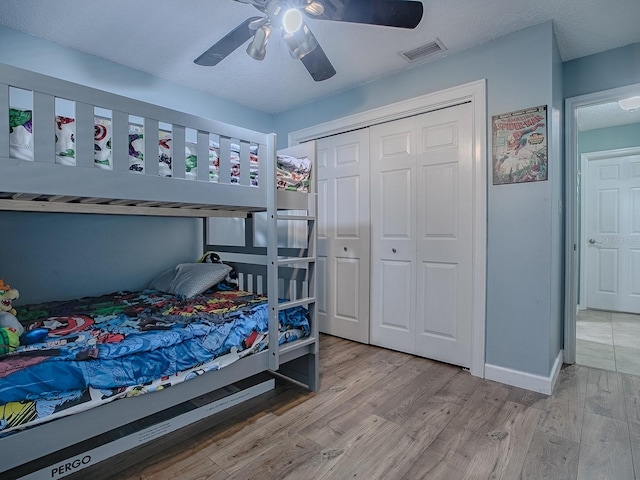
[274,205,318,390]
[266,142,318,391]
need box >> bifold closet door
[316,129,371,343]
[369,117,417,353]
[370,103,473,368]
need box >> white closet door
[370,103,473,368]
[316,129,371,343]
[414,103,473,367]
[370,117,417,352]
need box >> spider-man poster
[492,105,548,185]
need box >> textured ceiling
[578,102,640,132]
[0,0,639,114]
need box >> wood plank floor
[71,334,639,480]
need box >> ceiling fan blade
[300,42,336,81]
[194,16,263,66]
[308,0,423,29]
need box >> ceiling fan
[194,0,424,82]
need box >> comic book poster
[492,105,547,185]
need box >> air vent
[400,39,446,62]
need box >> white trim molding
[289,80,487,379]
[485,350,564,395]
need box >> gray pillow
[148,268,175,292]
[149,263,232,297]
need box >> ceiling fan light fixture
[618,96,640,111]
[282,8,303,33]
[246,25,271,61]
[303,1,324,16]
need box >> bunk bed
[0,63,318,480]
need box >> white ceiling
[0,0,639,118]
[578,102,640,132]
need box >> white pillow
[149,263,232,298]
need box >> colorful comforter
[0,289,309,434]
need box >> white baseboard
[484,350,563,395]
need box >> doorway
[565,83,640,376]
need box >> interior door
[586,152,640,313]
[370,103,474,368]
[369,117,417,352]
[413,103,473,367]
[316,129,370,343]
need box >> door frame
[564,82,640,364]
[579,147,640,311]
[289,80,487,378]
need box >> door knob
[392,248,397,253]
[588,239,601,245]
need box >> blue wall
[0,27,275,133]
[579,123,640,155]
[564,42,640,99]
[0,212,202,304]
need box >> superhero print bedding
[0,289,309,435]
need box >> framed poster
[492,105,547,185]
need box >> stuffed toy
[0,280,23,335]
[0,281,48,353]
[197,252,238,290]
[0,280,22,354]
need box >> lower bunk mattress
[0,289,309,435]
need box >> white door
[369,117,417,352]
[585,152,640,313]
[370,103,474,368]
[316,129,371,343]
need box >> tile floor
[576,308,640,376]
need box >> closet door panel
[421,163,457,238]
[415,103,473,367]
[370,118,416,352]
[376,259,413,351]
[334,257,360,321]
[418,261,458,338]
[316,129,370,343]
[381,168,412,239]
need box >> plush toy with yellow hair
[0,280,23,354]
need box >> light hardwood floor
[71,334,640,480]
